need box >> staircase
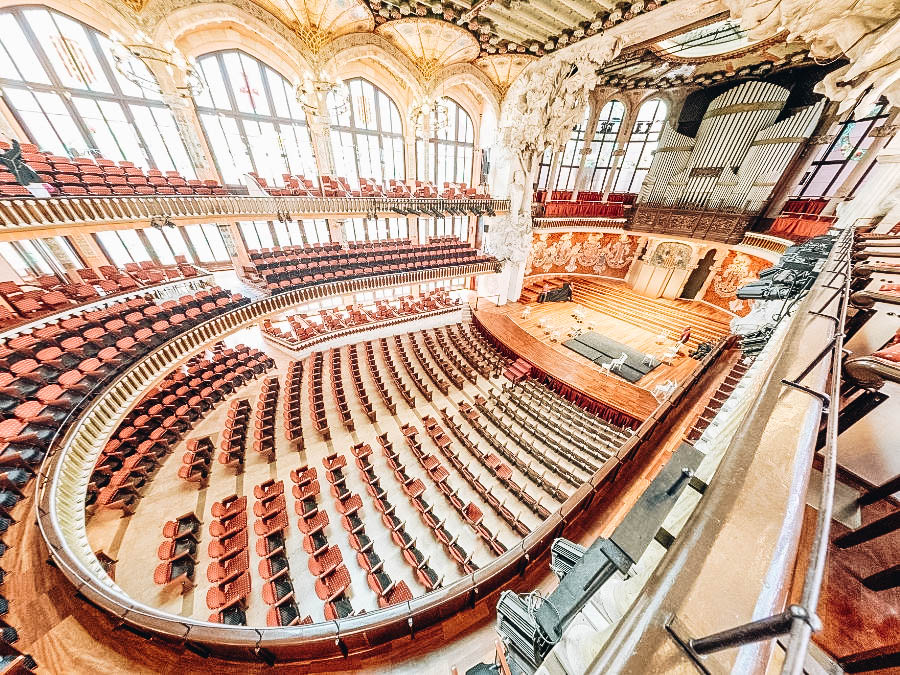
[686,358,752,442]
[568,279,730,350]
[503,358,532,383]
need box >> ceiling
[593,19,813,90]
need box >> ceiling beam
[481,9,552,42]
[482,6,551,44]
[551,0,605,22]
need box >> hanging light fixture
[409,94,450,138]
[296,69,349,117]
[108,31,203,97]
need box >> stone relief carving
[724,0,900,113]
[483,214,532,264]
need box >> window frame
[0,6,194,174]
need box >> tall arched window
[795,100,889,198]
[535,146,553,191]
[612,98,668,193]
[586,100,626,192]
[193,50,317,185]
[417,98,474,185]
[553,108,590,191]
[329,78,404,184]
[0,6,195,175]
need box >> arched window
[193,50,317,185]
[795,100,889,198]
[417,98,475,185]
[586,100,626,192]
[0,6,195,175]
[535,146,553,190]
[553,108,590,191]
[329,78,404,184]
[612,98,667,193]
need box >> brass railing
[35,257,724,662]
[0,195,510,237]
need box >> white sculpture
[601,352,628,375]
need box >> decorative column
[299,82,337,177]
[832,114,900,202]
[67,231,111,270]
[107,35,221,182]
[602,90,642,199]
[571,100,601,199]
[0,94,26,143]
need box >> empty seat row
[403,422,507,557]
[375,434,478,574]
[154,512,200,593]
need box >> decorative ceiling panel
[475,53,536,97]
[376,17,480,78]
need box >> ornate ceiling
[594,19,813,90]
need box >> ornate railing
[35,259,724,663]
[532,217,627,231]
[262,305,462,356]
[0,195,510,234]
[741,232,793,255]
[629,205,753,244]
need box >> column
[301,83,336,177]
[602,100,638,199]
[832,111,900,201]
[67,231,110,270]
[571,101,601,200]
[136,55,220,182]
[0,96,26,143]
[224,221,250,271]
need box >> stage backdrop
[525,232,639,278]
[702,250,771,316]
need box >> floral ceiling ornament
[723,0,900,113]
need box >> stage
[474,278,732,421]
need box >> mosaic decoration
[648,241,692,270]
[525,231,638,278]
[702,249,770,315]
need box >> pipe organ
[637,81,824,212]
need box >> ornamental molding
[723,0,900,113]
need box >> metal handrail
[674,225,854,673]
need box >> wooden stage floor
[474,287,731,421]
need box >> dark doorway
[681,249,717,299]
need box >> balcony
[0,194,511,234]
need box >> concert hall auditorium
[0,0,897,672]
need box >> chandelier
[296,71,349,117]
[410,95,450,139]
[108,32,203,97]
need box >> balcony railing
[740,232,793,255]
[35,257,721,663]
[0,194,510,233]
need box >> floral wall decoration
[702,249,771,316]
[648,241,693,269]
[525,231,638,278]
